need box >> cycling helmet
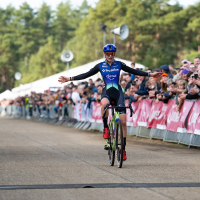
[103,44,117,52]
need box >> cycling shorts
[101,87,126,114]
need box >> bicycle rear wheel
[116,120,124,168]
[108,122,115,166]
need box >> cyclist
[58,44,161,161]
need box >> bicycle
[103,102,134,168]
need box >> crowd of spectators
[123,57,200,111]
[1,56,200,118]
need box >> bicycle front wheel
[108,122,115,166]
[116,120,124,168]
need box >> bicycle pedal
[104,145,109,150]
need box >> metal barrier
[137,126,151,138]
[178,133,193,146]
[6,105,12,116]
[190,134,200,147]
[150,128,166,140]
[163,130,180,143]
[1,103,200,149]
[127,126,139,136]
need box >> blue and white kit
[72,60,148,114]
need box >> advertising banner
[177,101,194,133]
[147,101,163,128]
[125,101,139,126]
[92,102,102,123]
[126,102,132,126]
[194,114,200,135]
[156,100,174,130]
[187,101,200,133]
[132,101,141,127]
[73,103,81,120]
[137,99,152,127]
[166,101,181,132]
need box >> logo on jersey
[104,69,119,72]
[102,63,107,67]
[106,74,117,80]
[102,68,119,73]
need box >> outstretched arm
[58,64,99,83]
[121,62,162,77]
[121,62,149,76]
[72,64,99,80]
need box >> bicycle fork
[112,126,116,151]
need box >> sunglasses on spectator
[105,52,115,56]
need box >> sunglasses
[105,52,115,56]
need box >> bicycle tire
[108,122,115,166]
[116,120,124,168]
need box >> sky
[0,0,199,10]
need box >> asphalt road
[0,117,200,200]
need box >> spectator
[72,86,81,105]
[96,85,103,102]
[170,69,178,76]
[133,76,140,87]
[66,87,72,99]
[124,88,131,99]
[136,76,148,96]
[169,64,175,71]
[93,80,101,93]
[120,79,127,92]
[88,78,95,90]
[149,77,161,91]
[173,72,181,84]
[120,73,127,81]
[125,83,138,103]
[194,57,200,68]
[189,63,196,72]
[148,77,161,98]
[182,59,191,70]
[83,85,89,96]
[162,79,176,103]
[176,80,187,111]
[160,73,169,93]
[146,69,152,73]
[130,62,135,81]
[187,72,195,92]
[181,69,189,80]
[160,65,173,78]
[125,74,132,90]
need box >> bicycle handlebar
[103,103,134,118]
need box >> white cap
[182,59,188,63]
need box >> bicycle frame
[108,108,121,151]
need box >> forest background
[1,0,200,92]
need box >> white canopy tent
[11,57,145,97]
[0,90,18,101]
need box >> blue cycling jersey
[72,60,149,113]
[72,60,148,91]
[99,60,121,90]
